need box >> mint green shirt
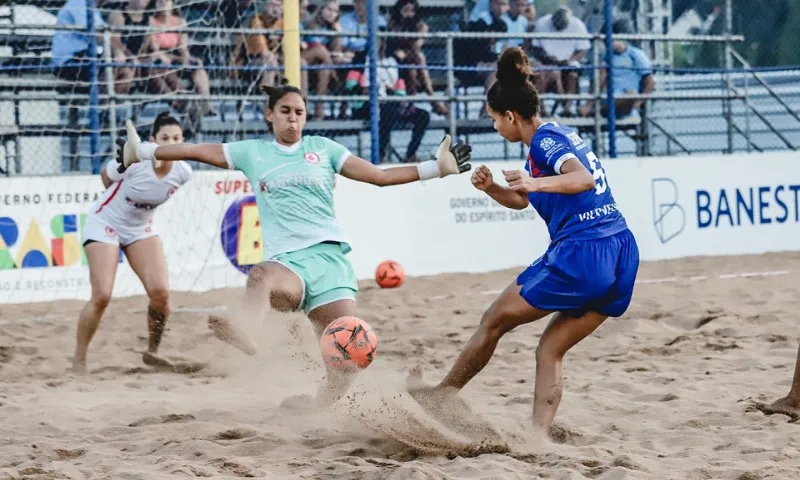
[223,136,352,260]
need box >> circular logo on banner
[304,152,320,164]
[220,195,261,274]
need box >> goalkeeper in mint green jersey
[115,80,472,404]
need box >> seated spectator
[218,0,255,29]
[387,0,448,116]
[346,32,430,164]
[501,0,536,52]
[531,6,590,116]
[579,18,655,118]
[340,0,387,64]
[108,0,151,95]
[230,0,283,90]
[51,0,108,89]
[146,0,213,117]
[302,0,349,120]
[455,0,508,99]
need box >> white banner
[1,151,799,304]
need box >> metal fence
[0,0,798,176]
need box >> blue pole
[86,0,101,173]
[603,0,616,158]
[366,0,380,164]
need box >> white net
[0,0,281,302]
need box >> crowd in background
[49,0,655,163]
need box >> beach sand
[2,252,800,479]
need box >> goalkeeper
[115,79,472,404]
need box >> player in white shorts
[73,112,192,374]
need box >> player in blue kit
[409,47,640,435]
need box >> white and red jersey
[91,160,192,229]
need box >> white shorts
[82,214,157,248]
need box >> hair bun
[259,75,291,97]
[155,110,172,120]
[496,47,534,87]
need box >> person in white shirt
[73,112,192,374]
[532,7,590,116]
[501,0,536,51]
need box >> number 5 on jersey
[585,151,607,195]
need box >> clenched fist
[471,165,494,191]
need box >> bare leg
[306,299,358,405]
[302,45,332,119]
[73,242,119,373]
[406,281,550,427]
[561,70,578,114]
[532,311,607,432]
[124,236,172,369]
[208,261,303,355]
[439,282,551,390]
[752,345,800,421]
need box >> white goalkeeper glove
[115,120,161,174]
[417,134,473,181]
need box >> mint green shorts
[270,242,358,314]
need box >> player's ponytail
[260,75,307,111]
[487,47,541,119]
[151,111,181,137]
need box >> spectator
[340,0,387,63]
[579,18,655,118]
[501,0,536,51]
[302,0,349,120]
[531,6,590,116]
[455,0,508,99]
[468,0,490,22]
[387,0,448,116]
[347,32,430,164]
[146,0,213,117]
[51,0,108,88]
[219,0,255,29]
[108,0,151,95]
[230,0,283,90]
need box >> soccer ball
[319,316,378,372]
[375,260,405,288]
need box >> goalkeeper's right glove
[115,120,160,174]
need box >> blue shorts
[516,229,639,318]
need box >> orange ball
[319,316,378,372]
[375,260,405,288]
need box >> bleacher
[5,0,795,175]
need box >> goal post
[282,0,302,88]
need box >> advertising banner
[2,151,798,304]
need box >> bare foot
[751,395,800,422]
[142,351,175,371]
[405,367,461,418]
[405,367,502,440]
[208,315,257,355]
[71,358,88,375]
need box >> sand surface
[2,253,800,479]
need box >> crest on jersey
[258,180,268,193]
[167,187,177,198]
[304,152,321,164]
[104,226,117,238]
[539,137,556,152]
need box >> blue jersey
[525,122,628,243]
